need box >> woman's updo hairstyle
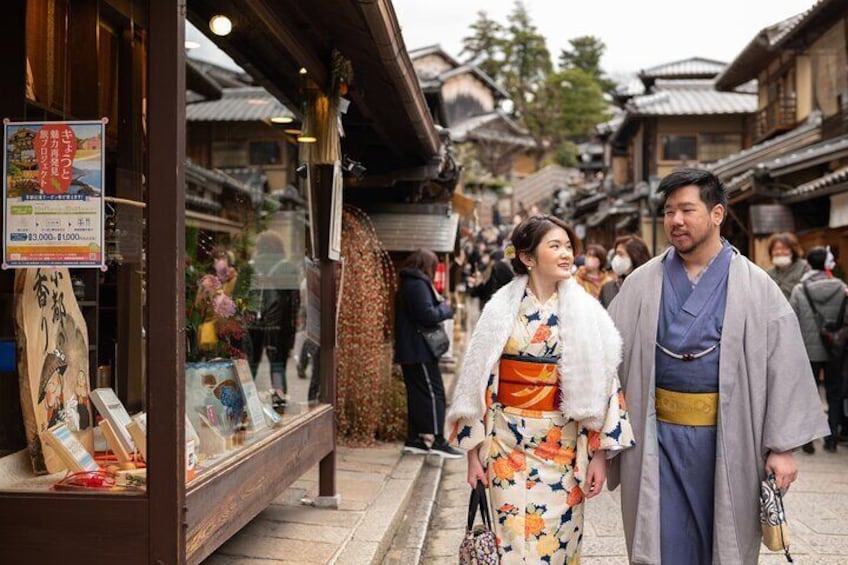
[509,215,581,275]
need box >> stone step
[381,456,445,565]
[332,452,427,564]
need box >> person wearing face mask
[766,232,808,300]
[574,243,614,299]
[600,235,651,309]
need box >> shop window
[212,141,246,168]
[249,141,281,165]
[660,135,697,162]
[26,0,69,113]
[698,133,742,163]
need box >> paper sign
[3,119,105,268]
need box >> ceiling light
[297,136,317,144]
[284,129,302,135]
[209,15,233,36]
[271,116,294,124]
[299,67,308,75]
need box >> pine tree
[559,36,617,94]
[460,11,505,83]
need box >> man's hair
[658,168,728,221]
[807,246,827,270]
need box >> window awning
[369,212,460,253]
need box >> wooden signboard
[14,268,94,474]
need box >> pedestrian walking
[766,231,808,300]
[607,168,829,565]
[468,248,514,307]
[574,243,614,299]
[394,249,460,459]
[600,235,651,308]
[790,246,847,453]
[447,215,635,564]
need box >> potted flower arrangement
[185,243,256,362]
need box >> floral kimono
[451,289,635,564]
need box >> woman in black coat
[395,249,460,458]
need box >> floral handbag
[459,480,499,565]
[760,474,793,562]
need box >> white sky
[392,0,815,76]
[185,0,816,79]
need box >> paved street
[422,443,848,564]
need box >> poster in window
[3,119,106,268]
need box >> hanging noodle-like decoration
[335,206,405,443]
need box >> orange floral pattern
[451,289,635,564]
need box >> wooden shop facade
[0,0,449,563]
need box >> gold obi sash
[656,387,718,426]
[498,355,560,411]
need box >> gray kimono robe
[607,247,829,565]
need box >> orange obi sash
[498,355,561,411]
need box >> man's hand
[765,450,798,491]
[584,455,608,499]
[467,449,488,488]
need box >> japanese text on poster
[3,119,105,268]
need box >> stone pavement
[421,443,848,564]
[204,444,424,565]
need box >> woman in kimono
[448,216,635,564]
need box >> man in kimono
[607,168,829,564]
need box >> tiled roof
[512,165,575,209]
[186,87,294,122]
[709,112,822,180]
[773,0,837,50]
[185,160,262,201]
[369,212,459,253]
[626,80,756,116]
[761,133,848,176]
[639,58,727,80]
[715,11,807,90]
[450,112,536,148]
[409,44,461,67]
[783,166,848,202]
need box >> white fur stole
[447,276,622,431]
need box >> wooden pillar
[311,164,338,498]
[147,0,186,563]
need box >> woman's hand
[467,448,488,488]
[584,455,608,499]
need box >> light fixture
[209,15,233,36]
[283,128,302,135]
[298,67,308,75]
[184,41,201,50]
[271,116,294,124]
[297,135,317,144]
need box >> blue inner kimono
[655,241,732,565]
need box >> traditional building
[711,0,848,266]
[409,45,536,227]
[602,57,757,252]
